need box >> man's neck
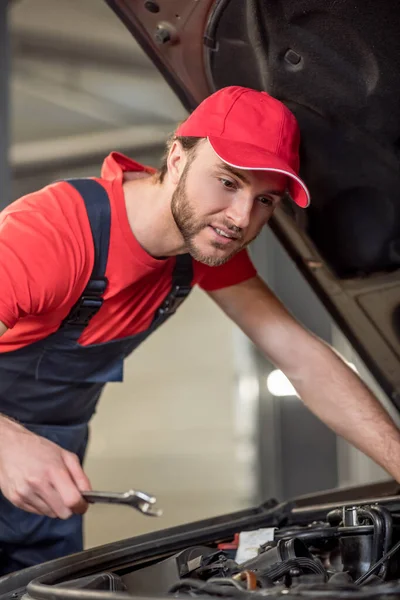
[122,172,186,258]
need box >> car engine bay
[121,503,400,599]
[17,493,400,600]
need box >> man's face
[170,140,288,266]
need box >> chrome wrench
[82,489,163,517]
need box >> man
[0,85,399,575]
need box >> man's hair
[157,133,203,184]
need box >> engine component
[122,546,218,594]
[159,503,400,597]
[240,538,325,578]
[22,500,400,600]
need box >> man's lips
[208,225,241,241]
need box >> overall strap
[156,253,193,318]
[61,179,111,329]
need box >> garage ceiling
[9,0,188,171]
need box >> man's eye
[259,196,274,207]
[220,178,236,190]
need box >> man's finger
[36,481,73,520]
[5,484,59,518]
[50,462,88,515]
[62,451,92,491]
[22,495,58,519]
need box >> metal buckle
[158,285,191,316]
[66,297,104,326]
[63,277,108,327]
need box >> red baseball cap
[175,86,310,208]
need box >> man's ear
[167,140,187,186]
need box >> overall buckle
[63,277,108,327]
[158,284,191,316]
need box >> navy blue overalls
[0,179,193,576]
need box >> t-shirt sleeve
[194,249,257,292]
[0,196,88,329]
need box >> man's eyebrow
[219,163,287,198]
[219,163,250,184]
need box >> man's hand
[0,416,91,519]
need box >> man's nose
[225,194,253,229]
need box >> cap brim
[208,136,310,208]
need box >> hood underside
[106,0,400,406]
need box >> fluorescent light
[266,361,358,398]
[266,370,298,397]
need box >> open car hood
[2,481,400,598]
[105,0,400,407]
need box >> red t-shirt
[0,152,257,352]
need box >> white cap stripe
[208,138,311,207]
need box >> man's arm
[0,320,91,517]
[0,237,94,523]
[209,275,400,482]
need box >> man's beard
[170,164,252,267]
